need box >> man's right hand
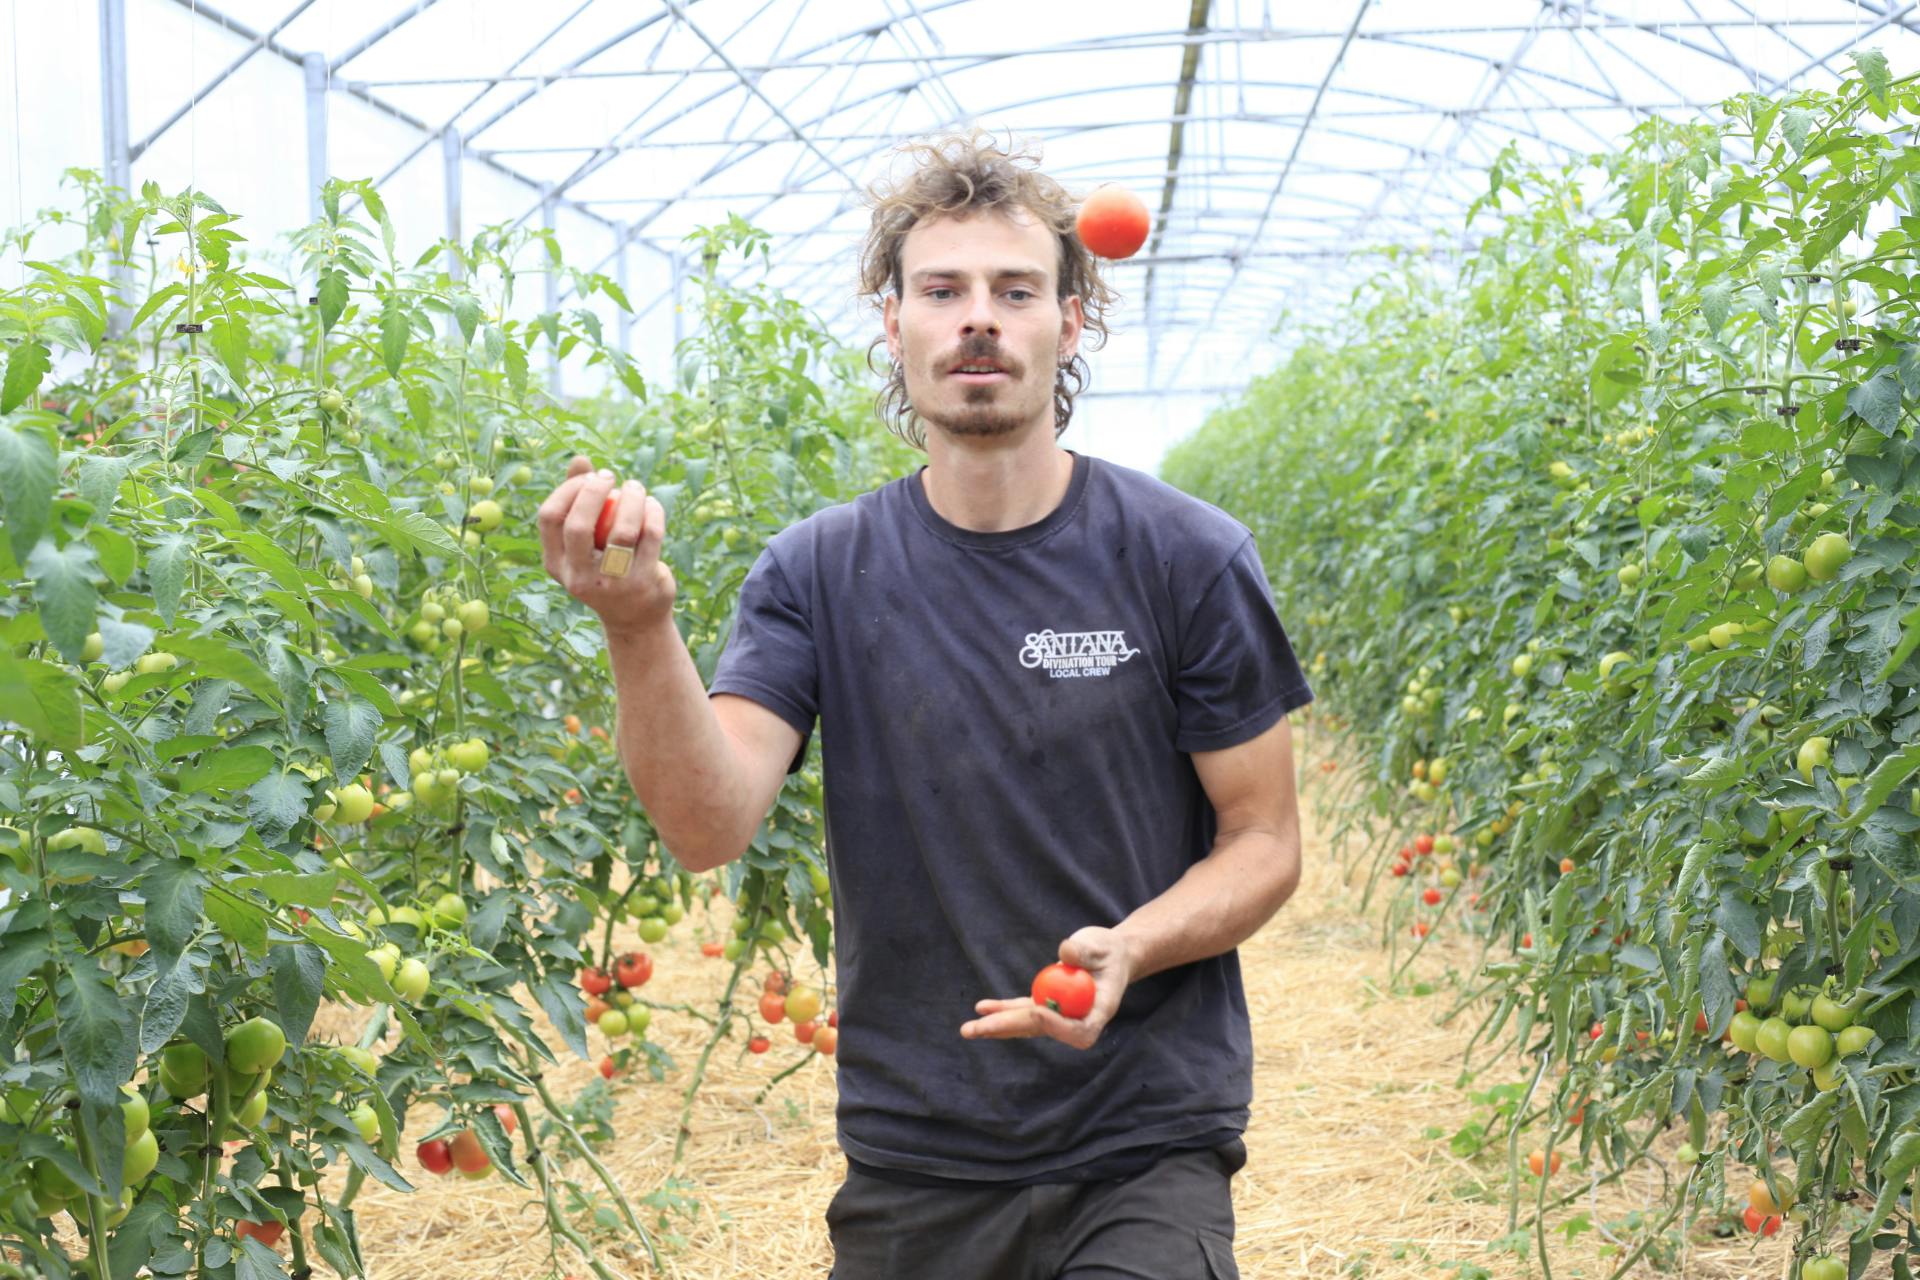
[538,456,675,631]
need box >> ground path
[342,737,1805,1280]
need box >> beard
[908,360,1051,440]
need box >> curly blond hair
[859,128,1118,448]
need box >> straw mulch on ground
[315,729,1827,1279]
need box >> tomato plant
[1166,56,1920,1272]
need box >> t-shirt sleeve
[709,546,817,775]
[1173,536,1315,754]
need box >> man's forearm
[603,615,748,871]
[1112,828,1302,982]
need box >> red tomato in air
[1031,962,1096,1019]
[613,952,652,989]
[580,967,612,996]
[417,1138,454,1175]
[593,492,620,550]
[1075,187,1150,259]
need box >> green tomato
[1727,1011,1761,1053]
[134,652,178,675]
[349,1101,380,1143]
[338,1046,379,1076]
[1745,973,1777,1010]
[81,632,104,662]
[1836,1025,1875,1056]
[722,938,746,962]
[1786,1024,1832,1069]
[130,1108,176,1184]
[121,1085,148,1142]
[1803,532,1852,581]
[392,957,431,1002]
[431,892,467,929]
[660,901,686,926]
[102,671,132,693]
[1811,993,1854,1032]
[47,827,107,857]
[1765,554,1807,593]
[597,1009,629,1037]
[368,944,400,984]
[636,916,669,944]
[225,1016,288,1075]
[456,599,490,633]
[230,1087,268,1130]
[1675,1142,1699,1165]
[160,1042,211,1093]
[388,906,425,931]
[446,739,490,773]
[510,463,533,485]
[468,500,504,533]
[1754,1016,1794,1063]
[627,1006,651,1037]
[1780,986,1815,1023]
[1803,1257,1847,1280]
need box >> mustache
[944,338,1018,374]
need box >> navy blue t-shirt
[708,449,1313,1184]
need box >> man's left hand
[959,927,1133,1051]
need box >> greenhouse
[2,3,1918,1278]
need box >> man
[538,131,1312,1280]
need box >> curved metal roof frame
[120,0,1920,400]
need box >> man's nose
[958,288,1000,335]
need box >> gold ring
[598,543,636,578]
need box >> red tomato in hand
[613,952,652,989]
[593,492,620,551]
[1031,962,1096,1019]
[1075,187,1150,259]
[417,1138,453,1175]
[580,967,612,996]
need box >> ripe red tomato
[583,996,611,1024]
[1695,1012,1710,1035]
[237,1220,285,1247]
[1527,1149,1562,1176]
[1414,834,1435,855]
[763,971,788,995]
[417,1139,453,1175]
[793,1020,816,1044]
[814,1025,838,1056]
[759,992,787,1024]
[1390,862,1410,877]
[1031,962,1096,1019]
[593,493,620,551]
[1422,887,1442,906]
[1410,922,1430,938]
[613,952,652,989]
[1075,186,1150,259]
[1734,998,1748,1012]
[748,1036,770,1054]
[1559,857,1576,874]
[580,967,612,996]
[1741,1206,1782,1236]
[1569,1103,1585,1125]
[700,941,725,958]
[449,1129,489,1173]
[598,1056,616,1080]
[1521,933,1533,948]
[1590,1022,1605,1040]
[494,1103,518,1135]
[827,1010,838,1029]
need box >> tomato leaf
[1852,48,1891,106]
[1699,281,1732,335]
[0,421,58,562]
[141,856,207,976]
[2,340,50,412]
[317,267,350,334]
[0,654,83,749]
[1835,741,1920,830]
[379,297,409,378]
[209,314,251,386]
[247,772,313,844]
[147,532,192,627]
[452,293,482,349]
[56,953,137,1110]
[1858,1130,1920,1240]
[504,337,529,399]
[270,942,327,1049]
[1845,372,1903,436]
[28,539,100,663]
[177,744,275,794]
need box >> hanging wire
[11,0,23,287]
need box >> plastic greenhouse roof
[7,1,1920,471]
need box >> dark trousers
[826,1138,1246,1280]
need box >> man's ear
[1058,293,1085,364]
[883,292,901,363]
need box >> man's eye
[928,288,955,300]
[1007,289,1034,301]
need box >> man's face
[884,207,1083,442]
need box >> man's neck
[919,436,1074,533]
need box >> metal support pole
[670,251,685,351]
[543,188,560,398]
[99,0,133,334]
[614,223,633,356]
[303,52,328,224]
[442,128,463,342]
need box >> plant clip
[309,295,319,305]
[175,322,205,334]
[1775,404,1800,417]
